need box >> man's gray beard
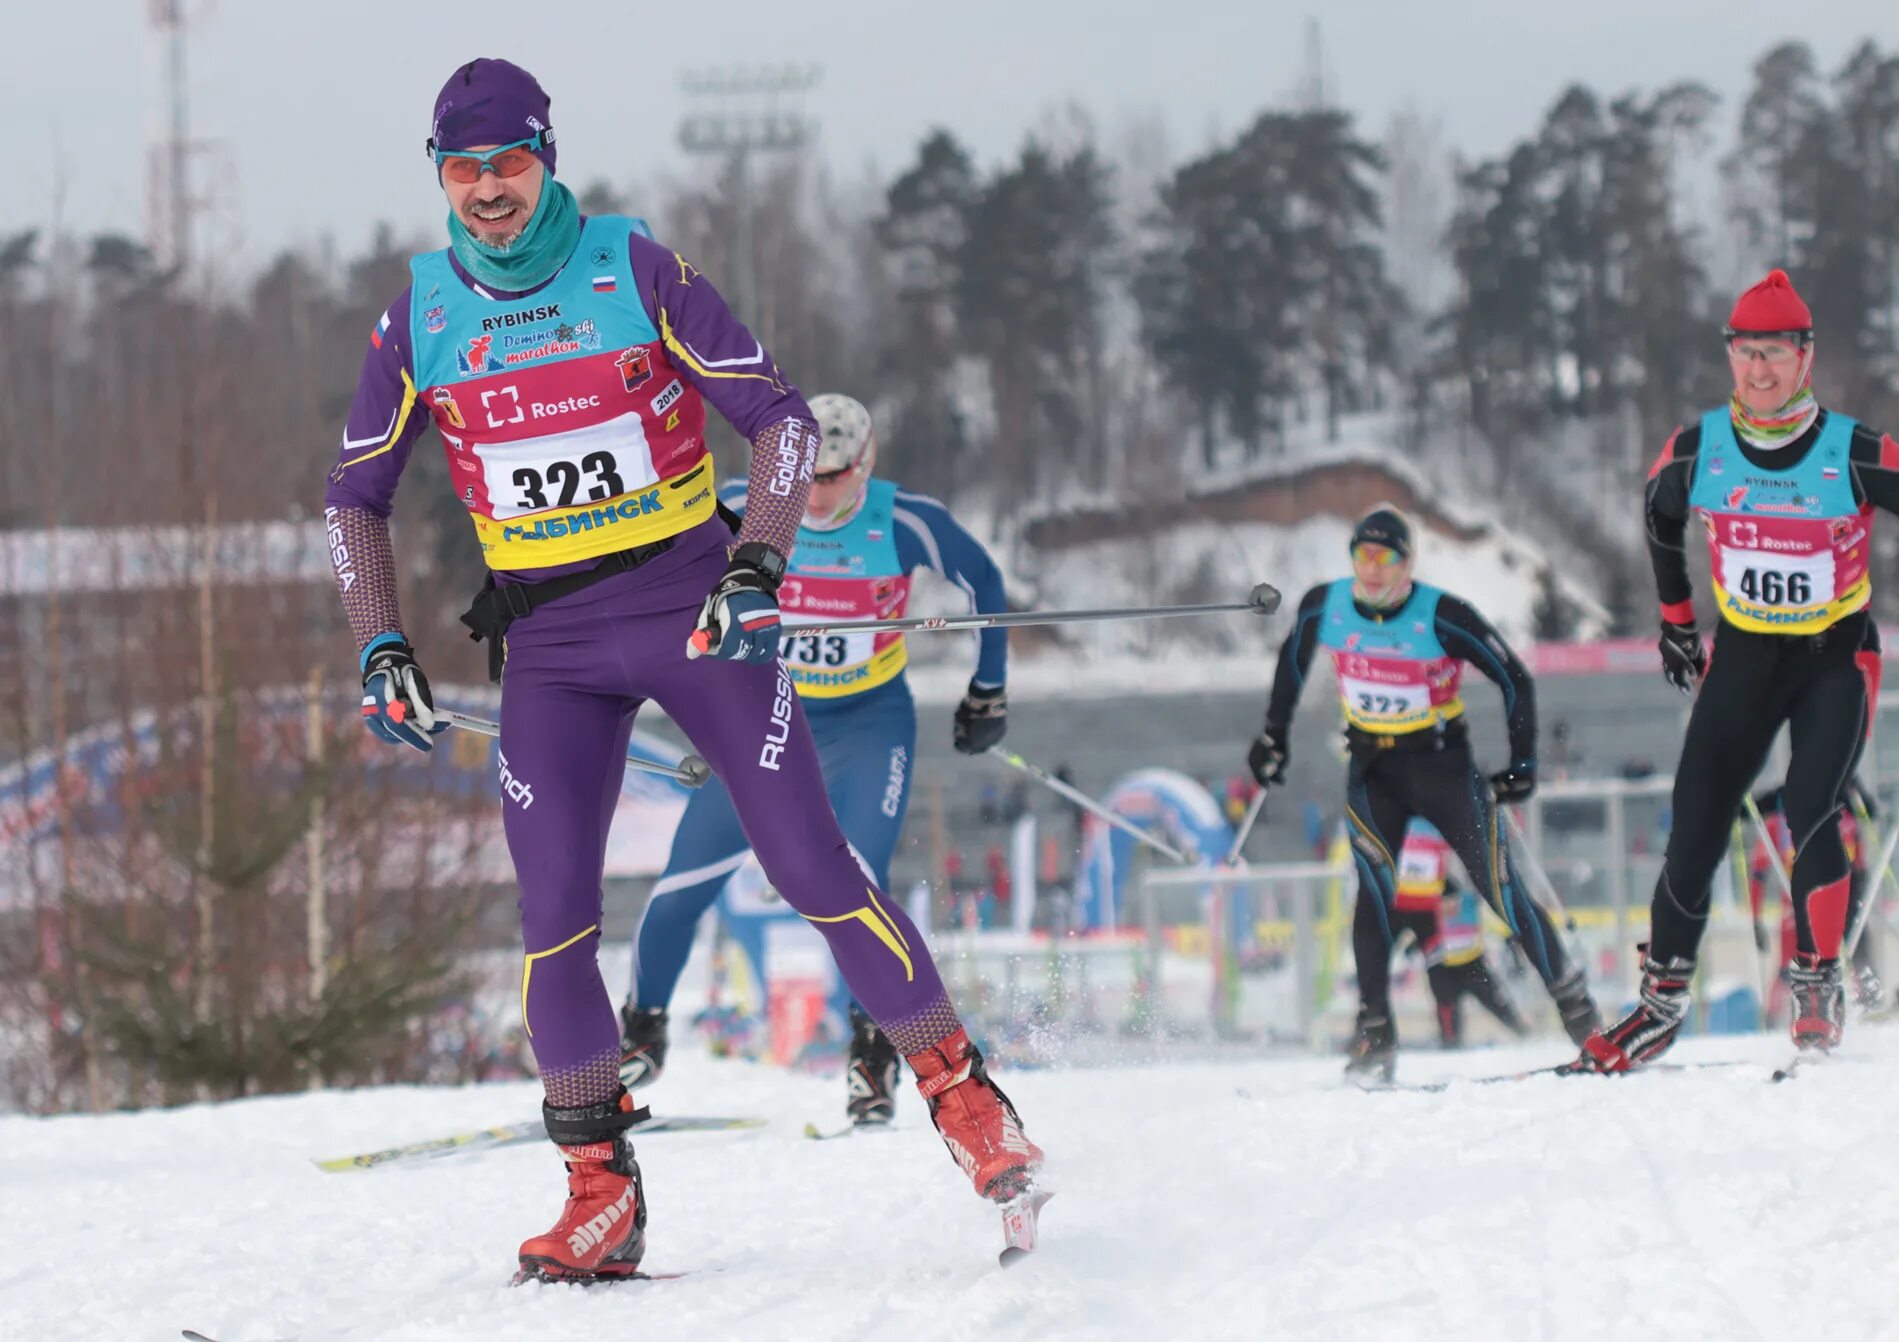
[467,203,526,250]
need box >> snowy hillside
[893,501,1602,707]
[1030,512,1595,649]
[892,407,1610,693]
[9,1028,1899,1342]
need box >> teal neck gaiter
[447,177,580,293]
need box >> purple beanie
[429,59,556,174]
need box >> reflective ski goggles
[812,451,871,485]
[1724,333,1808,364]
[1351,543,1406,568]
[426,132,548,184]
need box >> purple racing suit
[323,222,957,1105]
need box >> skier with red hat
[1570,269,1899,1072]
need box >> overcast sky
[11,2,1897,266]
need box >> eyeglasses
[1726,337,1805,365]
[426,133,547,184]
[1352,544,1404,568]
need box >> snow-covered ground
[8,1027,1899,1342]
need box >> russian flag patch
[593,275,617,293]
[369,311,391,349]
[1823,467,1840,479]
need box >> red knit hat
[1726,269,1813,337]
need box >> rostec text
[788,593,860,613]
[481,303,563,333]
[759,663,794,771]
[1753,536,1810,552]
[324,507,355,593]
[501,490,663,542]
[529,394,601,419]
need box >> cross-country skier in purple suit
[323,58,1042,1284]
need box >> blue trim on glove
[360,630,407,672]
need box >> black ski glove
[1248,726,1288,787]
[1491,759,1536,804]
[953,684,1007,755]
[1659,621,1706,696]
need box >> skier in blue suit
[622,393,1011,1125]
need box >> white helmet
[808,393,876,475]
[804,393,878,528]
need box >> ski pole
[1742,794,1794,902]
[1498,807,1575,928]
[1498,806,1601,989]
[777,583,1281,640]
[1224,788,1269,866]
[985,746,1191,864]
[1744,792,1893,985]
[1847,795,1899,899]
[1729,820,1773,1028]
[436,708,712,788]
[1740,794,1794,1018]
[1845,799,1899,962]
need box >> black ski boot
[846,1005,901,1126]
[1426,963,1467,1046]
[1551,965,1602,1046]
[1851,962,1884,1012]
[1432,994,1464,1048]
[618,1004,669,1090]
[1343,1008,1397,1084]
[1433,958,1529,1041]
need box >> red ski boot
[906,1028,1043,1201]
[515,1089,649,1284]
[1789,953,1844,1051]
